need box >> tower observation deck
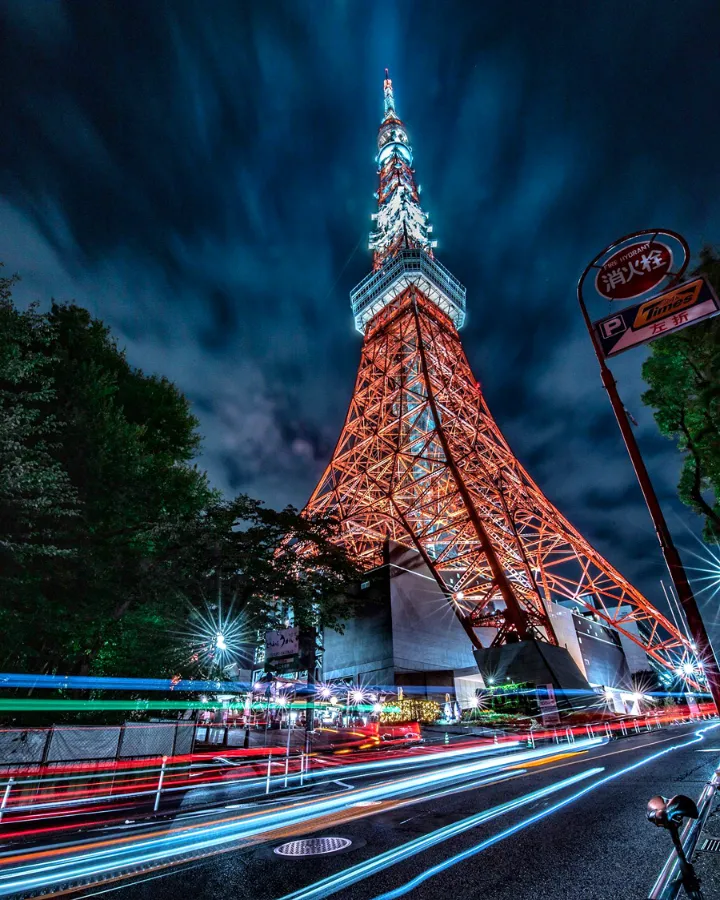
[351,70,465,332]
[304,71,695,683]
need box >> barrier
[0,722,195,768]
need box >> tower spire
[383,68,396,119]
[369,71,436,270]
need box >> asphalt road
[77,722,720,900]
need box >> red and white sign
[595,240,673,301]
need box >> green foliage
[0,269,81,666]
[0,269,79,567]
[642,247,720,542]
[0,273,361,684]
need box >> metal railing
[648,766,720,899]
[350,249,466,331]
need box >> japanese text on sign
[593,277,719,359]
[265,627,300,660]
[595,241,673,302]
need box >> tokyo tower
[305,71,691,677]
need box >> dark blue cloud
[1,0,719,634]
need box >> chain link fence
[0,721,196,768]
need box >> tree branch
[678,413,720,534]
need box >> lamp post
[577,232,720,713]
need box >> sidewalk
[648,740,720,898]
[690,778,720,897]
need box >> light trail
[276,768,603,900]
[369,723,720,900]
[0,708,710,840]
[0,739,600,897]
[0,739,521,836]
[0,673,255,693]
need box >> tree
[0,275,362,682]
[642,247,720,542]
[0,270,79,665]
[41,302,217,676]
[123,494,364,680]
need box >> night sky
[2,1,720,634]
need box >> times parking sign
[593,276,720,358]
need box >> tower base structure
[322,542,477,694]
[322,542,652,713]
[473,641,591,712]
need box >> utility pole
[577,240,720,713]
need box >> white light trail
[0,740,599,896]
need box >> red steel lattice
[305,72,691,676]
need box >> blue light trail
[277,768,603,900]
[371,724,720,900]
[0,739,598,896]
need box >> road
[0,721,717,899]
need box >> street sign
[595,239,674,301]
[265,627,299,661]
[593,276,720,359]
[537,683,560,726]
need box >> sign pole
[577,279,720,714]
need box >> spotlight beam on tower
[304,70,695,678]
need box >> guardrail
[648,765,720,899]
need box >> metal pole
[577,287,720,714]
[153,756,167,813]
[304,634,318,772]
[284,711,292,788]
[0,778,14,824]
[265,751,272,795]
[264,683,272,747]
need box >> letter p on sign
[600,316,626,339]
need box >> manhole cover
[274,837,353,857]
[700,837,720,853]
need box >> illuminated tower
[305,71,692,677]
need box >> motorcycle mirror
[646,794,699,829]
[665,794,699,826]
[646,795,669,828]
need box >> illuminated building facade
[307,72,693,694]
